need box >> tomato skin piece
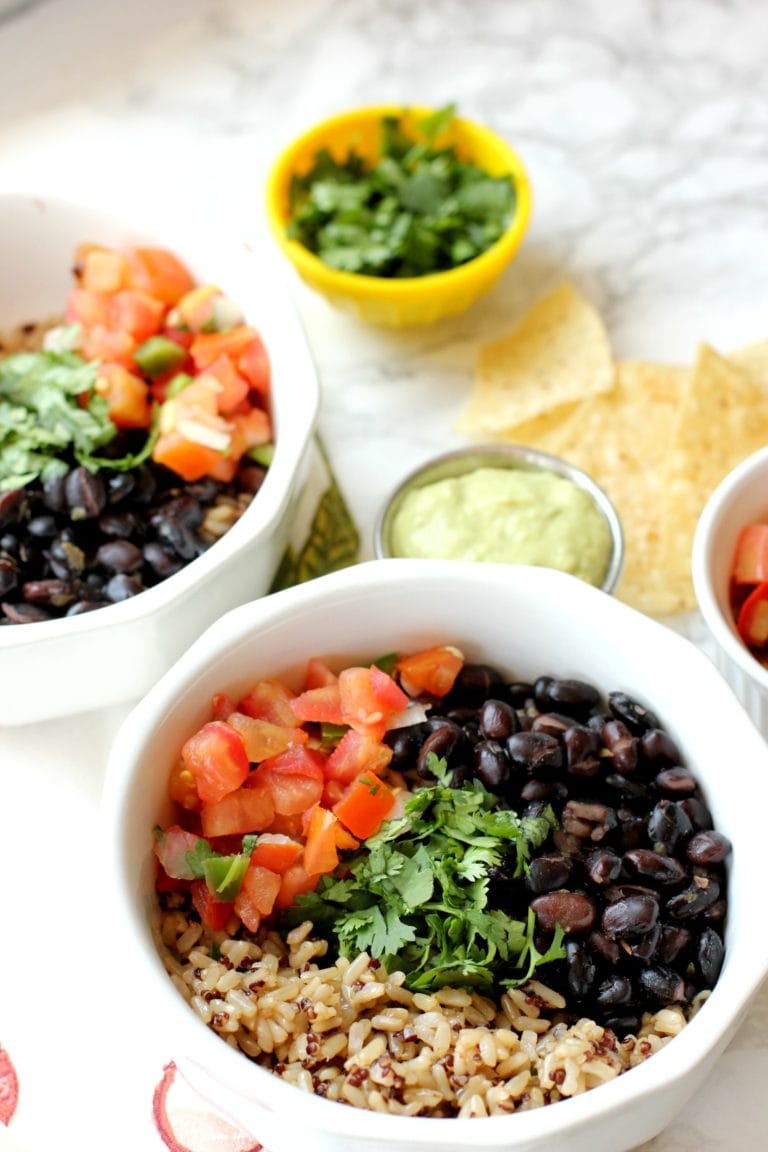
[248,833,303,873]
[274,863,320,910]
[227,712,308,762]
[737,581,768,647]
[94,363,151,429]
[191,878,235,932]
[126,247,196,305]
[732,524,768,585]
[181,720,250,805]
[237,334,271,395]
[303,806,340,876]
[369,664,410,712]
[66,286,112,327]
[332,772,396,839]
[80,247,128,293]
[290,683,344,726]
[200,782,275,838]
[235,863,281,930]
[111,290,166,342]
[204,354,251,413]
[395,645,464,698]
[256,746,326,815]
[303,657,338,690]
[325,728,393,784]
[154,824,202,880]
[210,692,237,721]
[236,679,299,727]
[191,325,262,371]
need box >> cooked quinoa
[157,897,700,1119]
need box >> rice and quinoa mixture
[157,906,699,1118]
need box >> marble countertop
[0,1,766,1149]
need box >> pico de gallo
[729,521,768,654]
[154,644,464,934]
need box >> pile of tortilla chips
[456,283,768,617]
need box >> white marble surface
[1,1,767,1150]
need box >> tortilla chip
[500,360,690,617]
[727,340,768,391]
[455,283,614,435]
[657,343,768,614]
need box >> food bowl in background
[0,192,320,726]
[102,559,768,1152]
[374,444,624,593]
[265,105,532,327]
[692,444,768,736]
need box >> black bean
[666,877,721,920]
[65,467,106,519]
[0,557,18,596]
[2,601,52,623]
[98,511,141,538]
[531,711,573,737]
[143,542,184,579]
[696,928,725,986]
[625,921,661,960]
[519,779,568,804]
[531,891,596,934]
[21,579,75,607]
[588,930,622,965]
[602,894,659,939]
[474,740,510,789]
[506,681,534,707]
[678,796,713,831]
[95,539,143,573]
[654,767,697,796]
[0,487,24,525]
[647,800,693,854]
[416,722,468,781]
[534,677,600,720]
[66,599,110,616]
[506,730,562,776]
[686,830,732,866]
[595,975,633,1007]
[478,698,519,740]
[105,574,146,602]
[27,514,58,538]
[601,719,638,775]
[608,691,660,734]
[565,940,596,998]
[526,854,573,894]
[563,724,602,777]
[384,727,423,773]
[656,925,692,965]
[622,849,687,886]
[638,965,686,1003]
[562,800,617,842]
[449,663,507,706]
[585,848,622,885]
[640,727,682,765]
[106,472,136,504]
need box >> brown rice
[157,896,699,1119]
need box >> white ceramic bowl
[692,444,768,738]
[0,192,319,726]
[102,559,768,1152]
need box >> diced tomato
[94,363,151,429]
[154,824,203,880]
[191,325,261,371]
[248,833,303,873]
[191,878,235,932]
[200,782,275,838]
[152,431,224,482]
[227,712,308,762]
[204,355,251,413]
[256,746,325,815]
[303,657,338,690]
[155,859,190,893]
[290,683,344,726]
[325,728,393,784]
[732,523,768,585]
[332,772,397,840]
[171,284,220,332]
[81,324,136,367]
[303,806,340,876]
[236,679,299,727]
[369,664,410,712]
[321,777,347,810]
[167,761,201,812]
[737,581,768,648]
[237,334,271,395]
[267,810,306,839]
[230,407,272,453]
[110,290,166,343]
[181,720,250,805]
[66,287,112,328]
[338,666,390,740]
[395,645,464,698]
[274,863,320,910]
[125,247,196,305]
[79,247,128,293]
[210,692,237,721]
[234,863,281,930]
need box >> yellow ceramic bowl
[265,105,532,327]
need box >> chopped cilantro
[287,104,517,279]
[287,759,563,991]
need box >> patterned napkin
[0,435,358,1152]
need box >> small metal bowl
[374,444,624,594]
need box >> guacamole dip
[389,465,613,586]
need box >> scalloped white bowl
[102,559,768,1152]
[0,192,319,726]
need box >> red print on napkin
[153,1061,262,1152]
[0,1045,19,1125]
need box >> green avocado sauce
[390,466,613,587]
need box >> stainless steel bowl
[374,443,624,594]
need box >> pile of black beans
[0,456,266,624]
[385,661,731,1036]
